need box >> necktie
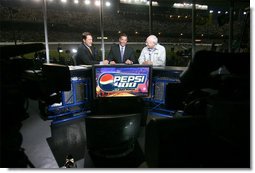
[120,47,124,62]
[87,46,92,55]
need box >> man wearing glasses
[138,35,166,66]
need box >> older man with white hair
[138,35,166,66]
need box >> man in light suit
[106,33,136,64]
[75,32,100,65]
[138,35,166,66]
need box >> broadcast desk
[69,65,187,78]
[33,65,187,124]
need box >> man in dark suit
[75,32,100,65]
[106,33,136,64]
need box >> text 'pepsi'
[113,75,146,88]
[114,75,145,83]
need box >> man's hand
[143,60,153,65]
[110,61,116,65]
[102,60,109,65]
[125,59,133,65]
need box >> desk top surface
[69,65,187,72]
[152,66,187,71]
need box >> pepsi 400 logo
[98,73,146,91]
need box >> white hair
[147,35,158,45]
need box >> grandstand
[0,0,248,41]
[0,0,249,65]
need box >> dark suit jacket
[75,43,99,65]
[107,44,136,63]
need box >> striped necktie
[120,46,124,62]
[87,46,93,55]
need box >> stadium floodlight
[74,0,79,4]
[84,0,90,5]
[146,1,158,6]
[120,0,158,6]
[173,3,208,10]
[95,0,100,6]
[61,0,67,3]
[105,1,111,7]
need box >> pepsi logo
[99,74,114,91]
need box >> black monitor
[92,64,152,99]
[85,113,141,158]
[42,63,71,92]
